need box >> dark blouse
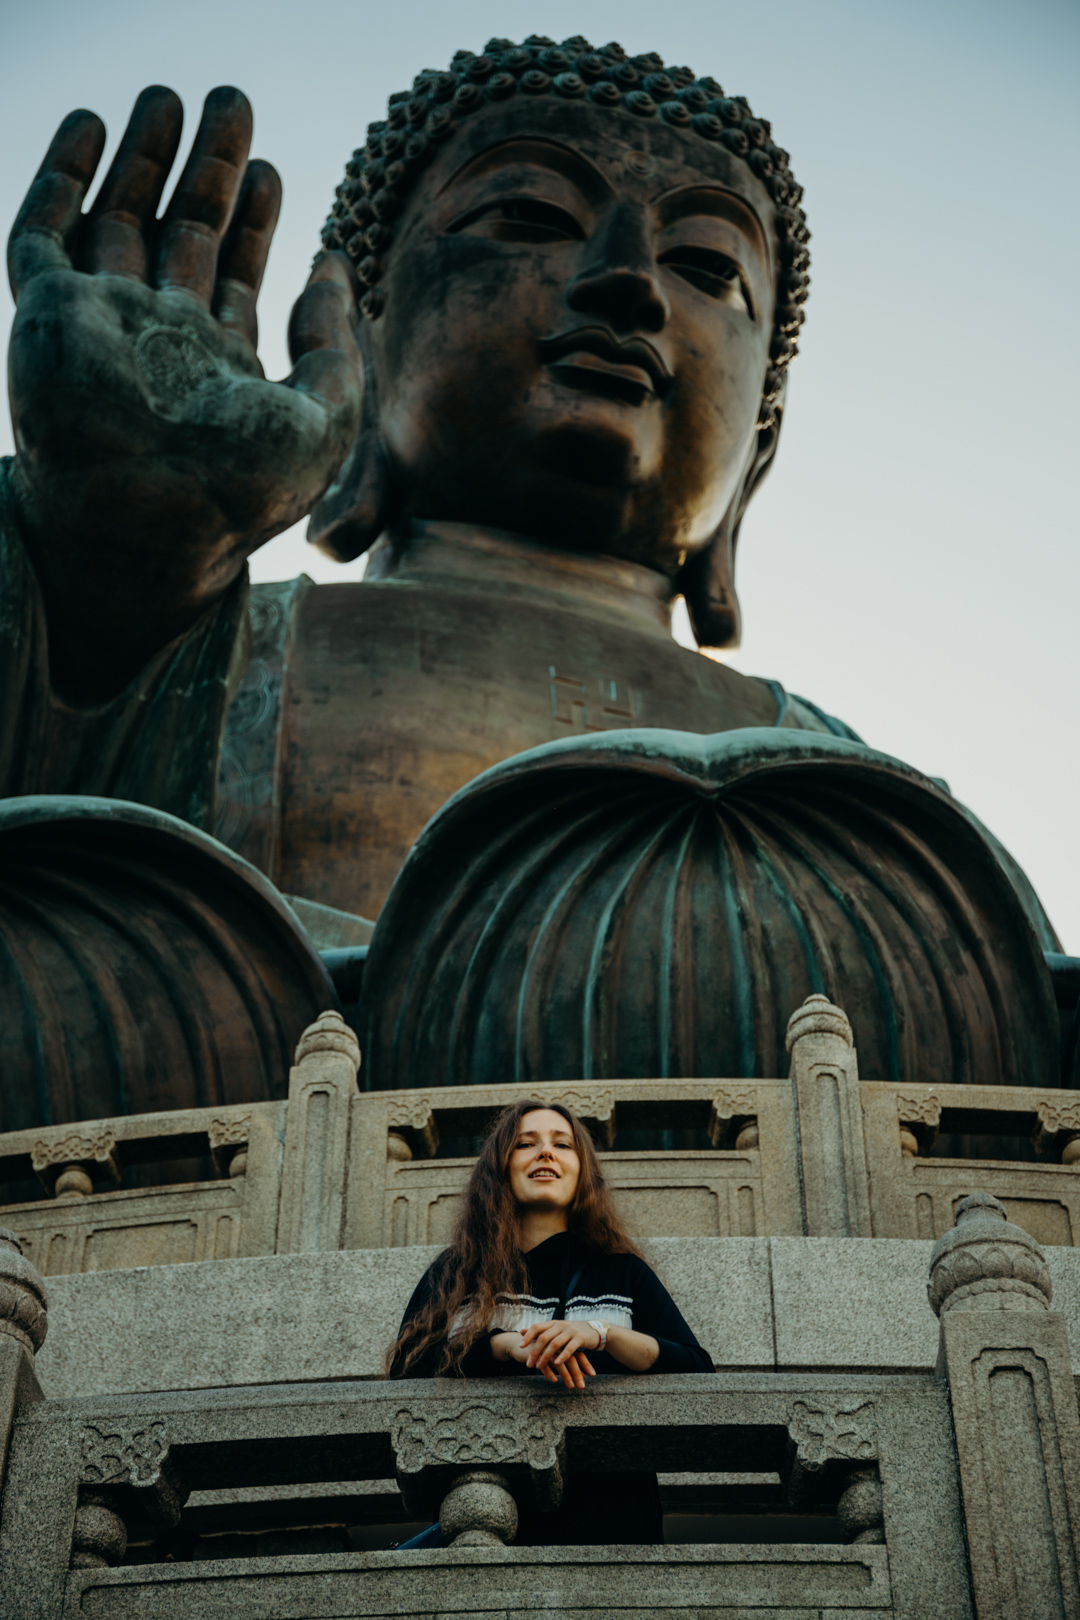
[390,1231,711,1544]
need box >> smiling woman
[387,1099,711,1547]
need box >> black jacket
[390,1230,711,1543]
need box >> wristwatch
[588,1319,609,1352]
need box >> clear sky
[3,0,1078,946]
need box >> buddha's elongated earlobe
[681,389,785,650]
[307,348,397,562]
[681,507,742,649]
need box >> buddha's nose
[565,204,670,334]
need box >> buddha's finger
[155,86,252,303]
[213,159,282,348]
[81,87,183,280]
[7,109,105,300]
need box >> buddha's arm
[5,86,361,706]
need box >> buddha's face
[370,98,777,573]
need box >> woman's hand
[523,1319,599,1389]
[491,1322,597,1390]
[492,1319,662,1385]
[6,85,363,700]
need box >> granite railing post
[785,995,872,1237]
[0,1227,47,1495]
[929,1191,1080,1619]
[277,1011,361,1254]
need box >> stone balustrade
[4,1000,1080,1284]
[1,1360,959,1617]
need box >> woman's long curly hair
[387,1099,644,1377]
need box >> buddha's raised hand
[5,86,362,700]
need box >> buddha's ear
[681,387,785,651]
[307,337,398,562]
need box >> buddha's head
[312,37,810,647]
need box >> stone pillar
[0,1228,47,1493]
[438,1469,518,1547]
[785,995,871,1237]
[929,1192,1080,1619]
[277,1010,360,1254]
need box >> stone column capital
[928,1192,1051,1317]
[294,1009,360,1070]
[785,994,854,1052]
[0,1228,48,1356]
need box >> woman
[389,1099,711,1545]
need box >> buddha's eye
[659,246,755,318]
[449,196,585,244]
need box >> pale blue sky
[3,0,1079,945]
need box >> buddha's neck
[365,520,676,640]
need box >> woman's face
[507,1108,581,1214]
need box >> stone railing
[4,999,1080,1278]
[4,1197,1080,1617]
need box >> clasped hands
[491,1318,601,1391]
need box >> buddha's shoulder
[757,676,864,743]
[688,650,864,745]
[249,576,862,743]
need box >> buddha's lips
[539,327,673,404]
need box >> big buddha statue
[0,38,1067,1132]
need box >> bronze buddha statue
[0,37,1067,1126]
[1,38,837,921]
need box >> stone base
[65,1541,894,1616]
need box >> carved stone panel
[386,1094,439,1158]
[788,1398,877,1471]
[785,1397,878,1510]
[208,1113,251,1177]
[31,1132,120,1193]
[546,1085,615,1120]
[710,1087,759,1148]
[80,1419,170,1488]
[1036,1098,1080,1137]
[79,1417,185,1526]
[895,1092,942,1127]
[392,1400,565,1514]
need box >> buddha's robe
[0,461,249,832]
[0,472,859,923]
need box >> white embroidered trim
[451,1291,635,1336]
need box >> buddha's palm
[5,85,361,691]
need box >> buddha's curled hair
[386,1098,644,1377]
[321,35,810,432]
